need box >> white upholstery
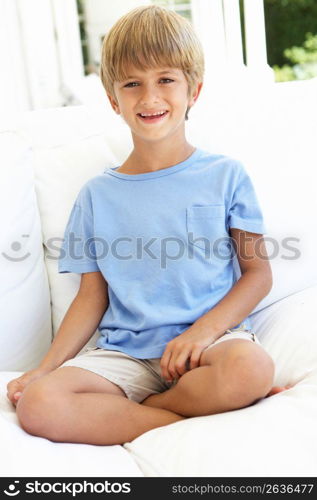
[0,76,316,476]
[187,74,317,312]
[124,285,317,476]
[0,131,51,371]
[0,370,143,477]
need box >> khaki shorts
[58,324,261,403]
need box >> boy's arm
[195,229,272,338]
[160,230,272,381]
[38,271,108,372]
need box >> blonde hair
[100,5,204,120]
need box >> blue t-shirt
[58,148,267,358]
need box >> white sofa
[1,75,317,477]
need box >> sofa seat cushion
[123,285,317,476]
[0,371,143,477]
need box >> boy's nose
[140,87,161,104]
[140,96,160,106]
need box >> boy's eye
[124,79,174,88]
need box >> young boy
[7,5,289,445]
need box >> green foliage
[284,32,317,63]
[273,32,317,81]
[263,0,317,67]
[239,0,317,81]
[273,64,296,81]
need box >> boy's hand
[160,323,217,382]
[6,367,51,407]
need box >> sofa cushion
[0,131,52,370]
[124,285,317,476]
[0,372,143,477]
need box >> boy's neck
[117,142,196,175]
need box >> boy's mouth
[136,111,169,123]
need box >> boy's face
[108,65,202,144]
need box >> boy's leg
[142,339,275,417]
[16,366,185,445]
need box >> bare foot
[265,384,293,397]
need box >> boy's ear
[189,81,203,107]
[107,93,120,114]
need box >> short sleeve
[58,191,100,274]
[227,163,267,235]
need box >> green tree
[273,32,317,81]
[263,0,317,67]
[240,0,317,81]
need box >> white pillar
[191,0,227,81]
[243,0,274,82]
[0,0,31,116]
[1,0,84,113]
[16,0,62,109]
[50,0,84,89]
[222,0,244,66]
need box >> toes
[266,386,286,397]
[266,384,294,397]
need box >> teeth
[140,111,166,117]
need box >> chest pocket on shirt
[186,204,226,251]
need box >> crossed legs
[142,339,274,416]
[16,339,275,445]
[15,367,184,445]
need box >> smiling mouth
[137,111,169,122]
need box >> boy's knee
[16,380,62,436]
[222,351,275,406]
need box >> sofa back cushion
[186,75,317,314]
[0,131,52,370]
